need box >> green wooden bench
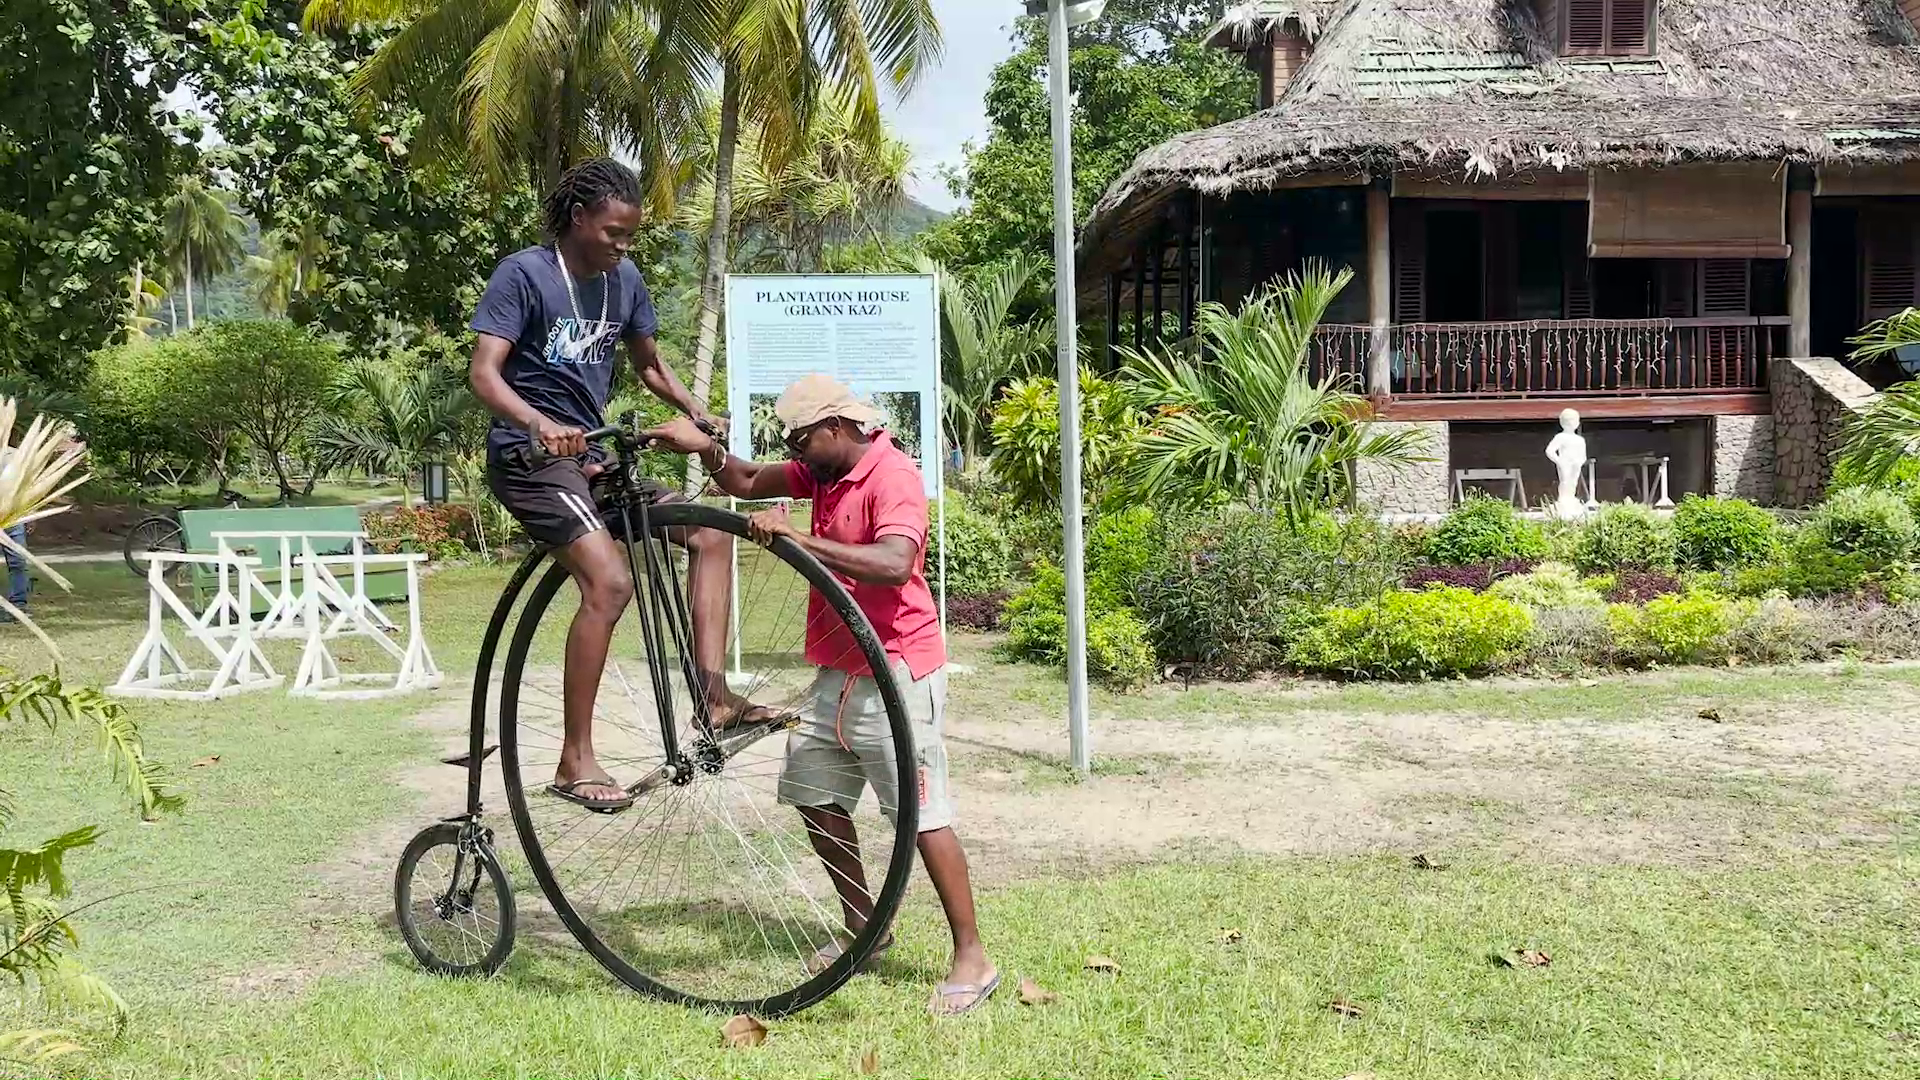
[179,506,408,614]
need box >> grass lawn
[2,564,1917,1078]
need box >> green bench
[179,506,408,615]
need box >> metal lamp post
[1024,0,1104,777]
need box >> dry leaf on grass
[857,1046,879,1074]
[1017,977,1058,1005]
[1328,998,1364,1019]
[720,1014,767,1048]
[190,755,221,768]
[1494,949,1552,969]
[1339,1073,1378,1080]
[1410,853,1447,871]
[1083,954,1120,974]
[1219,928,1243,945]
[1697,707,1723,722]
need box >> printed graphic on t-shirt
[543,317,620,366]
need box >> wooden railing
[1311,318,1786,397]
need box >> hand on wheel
[747,506,792,545]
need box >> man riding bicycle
[469,158,771,813]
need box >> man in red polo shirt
[647,375,997,1017]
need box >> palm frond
[1840,378,1920,485]
[0,1028,83,1067]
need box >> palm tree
[1115,263,1431,527]
[682,87,913,274]
[162,177,246,330]
[1842,308,1920,483]
[927,253,1053,466]
[301,0,715,203]
[248,223,329,317]
[681,0,942,495]
[308,357,477,506]
[123,262,167,339]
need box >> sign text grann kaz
[754,289,914,317]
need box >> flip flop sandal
[805,935,894,975]
[928,971,1001,1017]
[547,778,635,814]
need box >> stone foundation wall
[1771,358,1878,507]
[1711,414,1775,502]
[1354,420,1450,517]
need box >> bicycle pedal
[442,745,499,768]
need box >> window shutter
[1392,206,1426,322]
[1566,0,1605,51]
[1864,214,1920,320]
[1656,261,1695,317]
[1562,0,1651,55]
[1699,259,1751,316]
[1607,0,1650,53]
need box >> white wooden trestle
[290,551,441,699]
[108,553,283,700]
[204,530,397,640]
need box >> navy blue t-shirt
[470,245,658,463]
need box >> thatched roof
[1204,1,1342,47]
[1084,0,1920,269]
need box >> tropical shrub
[987,369,1142,510]
[1671,495,1779,571]
[1607,590,1740,666]
[925,495,1014,599]
[1802,487,1916,566]
[1488,562,1605,609]
[1603,570,1685,604]
[1403,559,1532,592]
[1287,587,1533,680]
[1086,608,1156,690]
[1424,496,1547,565]
[0,400,181,1056]
[947,591,1010,632]
[364,504,476,561]
[1134,510,1405,677]
[1086,504,1158,609]
[1114,264,1429,525]
[1574,503,1677,575]
[999,563,1152,688]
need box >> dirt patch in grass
[304,657,1920,972]
[939,664,1920,879]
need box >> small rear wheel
[394,822,516,976]
[122,515,184,579]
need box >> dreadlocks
[542,158,643,238]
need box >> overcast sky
[882,1,1023,212]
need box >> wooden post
[1131,243,1145,351]
[1178,195,1196,342]
[1787,172,1813,358]
[1366,180,1392,396]
[1105,272,1121,370]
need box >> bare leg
[799,804,878,935]
[549,529,634,803]
[918,827,993,992]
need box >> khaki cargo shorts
[776,661,953,833]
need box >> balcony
[1306,318,1788,398]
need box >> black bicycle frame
[452,425,721,820]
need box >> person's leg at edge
[657,512,774,727]
[4,525,28,612]
[548,527,634,802]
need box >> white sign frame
[720,272,950,666]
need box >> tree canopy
[924,2,1251,274]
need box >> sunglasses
[783,418,834,457]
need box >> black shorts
[487,450,674,549]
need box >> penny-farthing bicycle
[391,417,917,1016]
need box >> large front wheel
[498,502,918,1016]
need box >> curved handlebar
[516,415,718,467]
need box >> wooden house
[1076,0,1920,509]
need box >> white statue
[1545,408,1588,520]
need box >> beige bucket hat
[773,374,882,436]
